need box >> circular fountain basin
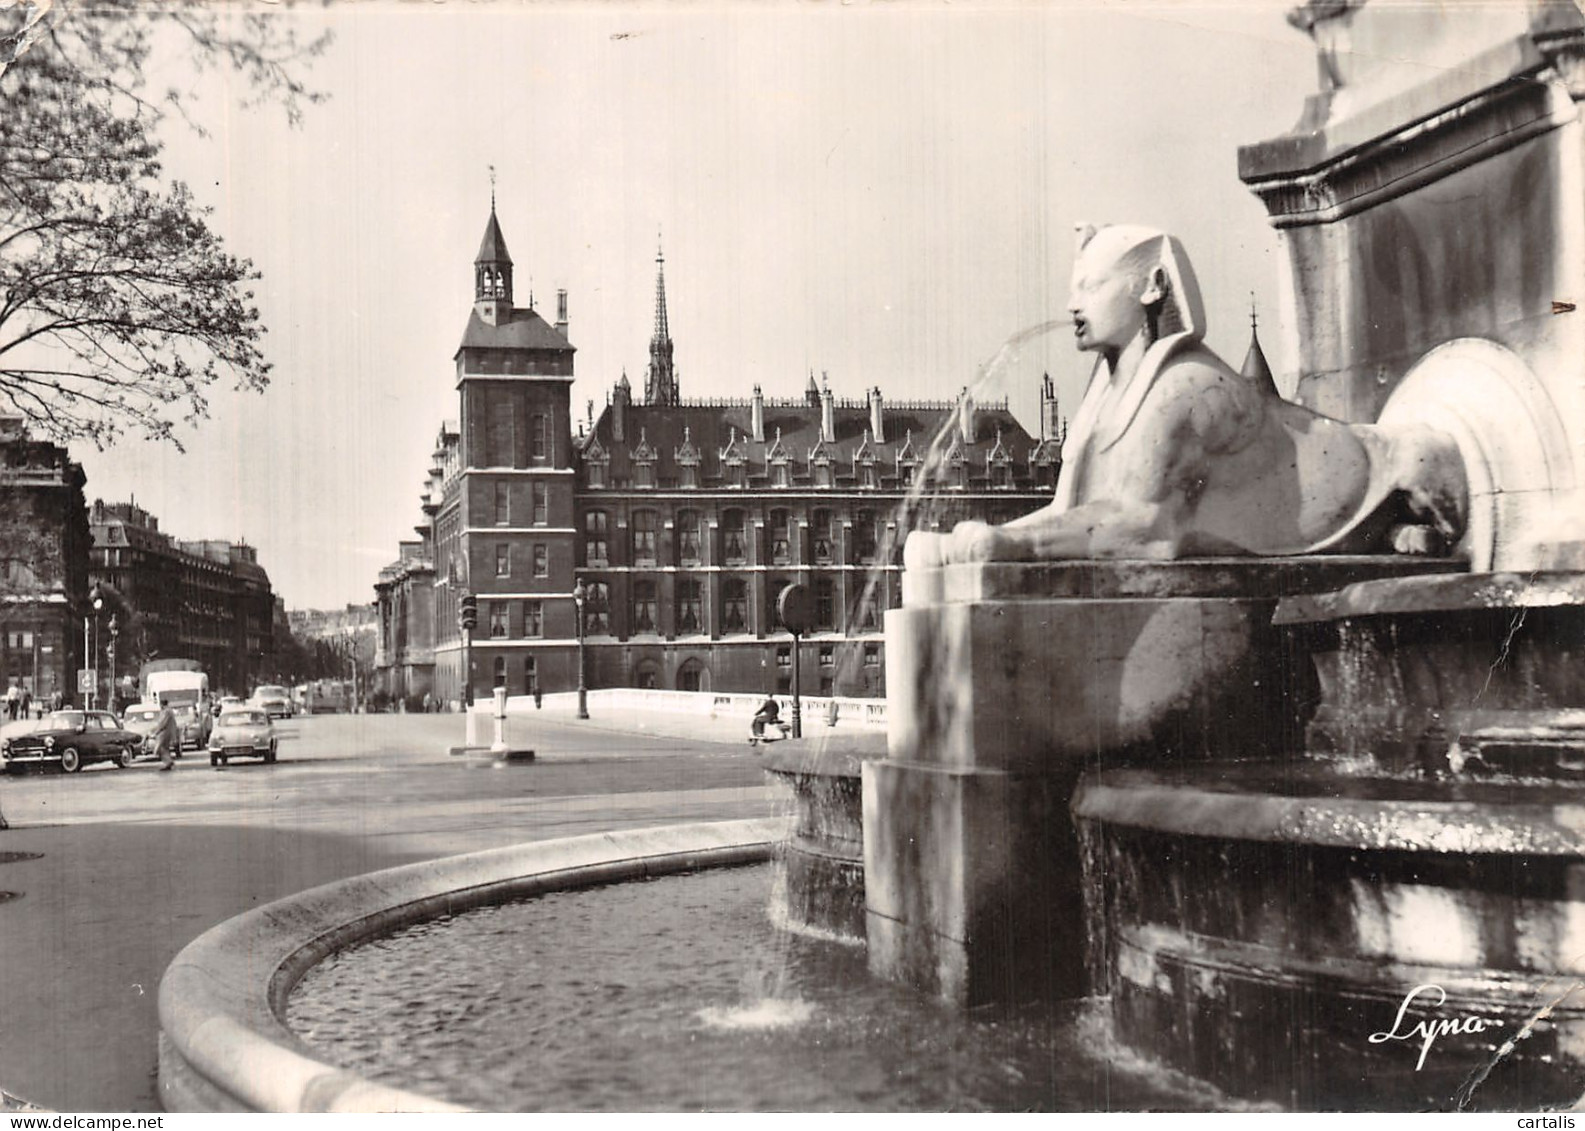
[1075,761,1585,1110]
[157,819,785,1112]
[284,863,1226,1111]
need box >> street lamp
[107,614,119,714]
[572,580,589,719]
[83,583,104,709]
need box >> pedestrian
[4,683,16,721]
[151,695,178,772]
[752,693,781,739]
[422,691,433,715]
[19,690,30,720]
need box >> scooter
[748,718,790,747]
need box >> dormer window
[582,437,609,489]
[987,426,1014,490]
[675,426,700,489]
[854,430,879,489]
[631,428,657,489]
[897,429,921,485]
[766,428,791,489]
[719,428,747,489]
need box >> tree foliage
[0,0,329,447]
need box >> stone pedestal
[864,556,1460,1008]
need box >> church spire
[1241,297,1280,398]
[473,171,513,324]
[644,234,678,406]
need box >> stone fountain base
[868,556,1461,1008]
[762,735,885,944]
[1075,762,1585,1110]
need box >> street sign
[77,668,96,694]
[777,583,814,636]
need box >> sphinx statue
[907,224,1468,568]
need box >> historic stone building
[377,204,1065,704]
[88,500,276,697]
[0,416,90,705]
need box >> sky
[73,0,1325,610]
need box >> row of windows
[583,508,889,568]
[479,575,884,641]
[479,650,878,698]
[586,457,1028,491]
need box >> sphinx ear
[1074,222,1097,252]
[1138,265,1168,307]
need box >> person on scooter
[752,694,781,739]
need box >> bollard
[490,686,508,755]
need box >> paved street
[0,711,780,1112]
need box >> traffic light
[459,592,478,632]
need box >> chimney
[613,373,630,444]
[555,289,569,339]
[868,386,885,444]
[1040,372,1061,441]
[820,375,835,444]
[751,384,765,443]
[958,387,975,444]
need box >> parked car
[251,685,294,720]
[208,707,277,766]
[1,710,142,773]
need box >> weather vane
[489,164,496,211]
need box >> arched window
[677,658,707,693]
[631,510,658,566]
[722,578,748,634]
[492,656,507,688]
[524,656,537,695]
[722,509,747,566]
[636,661,660,690]
[677,510,703,566]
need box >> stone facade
[88,500,277,697]
[378,206,1061,704]
[0,417,89,705]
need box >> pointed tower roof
[653,238,670,343]
[1241,302,1280,398]
[475,206,512,266]
[644,235,679,405]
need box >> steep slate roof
[584,396,1043,488]
[455,306,573,354]
[475,209,512,265]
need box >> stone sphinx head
[1068,224,1206,362]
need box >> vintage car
[173,704,209,751]
[119,704,163,759]
[250,685,294,720]
[208,707,277,766]
[1,709,142,773]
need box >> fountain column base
[867,557,1459,1007]
[864,760,1084,1006]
